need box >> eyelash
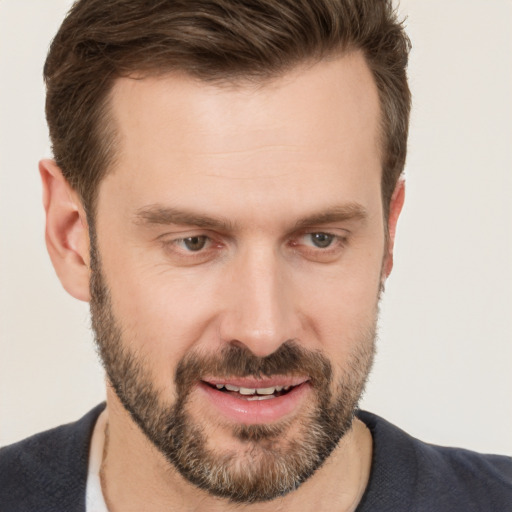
[160,231,348,263]
[294,232,347,249]
[161,235,222,262]
[289,232,348,262]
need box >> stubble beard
[89,242,377,503]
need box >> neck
[100,388,372,512]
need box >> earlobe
[39,159,91,302]
[383,179,405,279]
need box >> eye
[289,230,348,263]
[180,235,208,252]
[158,231,226,265]
[307,232,335,248]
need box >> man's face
[91,52,388,502]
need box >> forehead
[110,53,380,157]
[101,52,382,221]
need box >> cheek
[110,269,220,338]
[296,247,383,353]
[302,278,380,338]
[98,246,226,391]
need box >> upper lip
[201,376,310,389]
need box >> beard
[89,241,377,503]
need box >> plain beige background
[1,0,511,454]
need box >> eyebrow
[135,205,236,231]
[293,203,368,230]
[135,203,367,232]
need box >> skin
[40,51,405,511]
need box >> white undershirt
[85,409,109,512]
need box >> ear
[382,179,405,279]
[40,159,91,302]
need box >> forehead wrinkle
[199,170,298,181]
[183,143,304,157]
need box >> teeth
[214,383,294,395]
[256,387,275,395]
[239,387,256,395]
[246,395,274,401]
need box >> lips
[198,376,311,424]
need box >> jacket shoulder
[0,403,105,512]
[416,441,512,509]
[357,410,512,512]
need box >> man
[0,0,510,511]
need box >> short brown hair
[44,0,411,219]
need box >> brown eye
[309,233,334,248]
[183,236,208,251]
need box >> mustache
[174,341,333,394]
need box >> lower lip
[198,382,311,425]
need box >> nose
[218,245,301,358]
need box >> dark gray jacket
[1,404,511,511]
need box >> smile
[198,377,311,424]
[207,383,294,400]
